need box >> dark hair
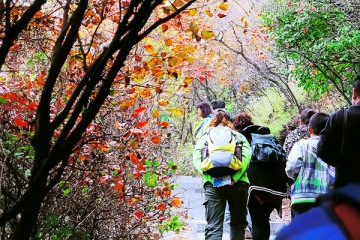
[208,111,233,129]
[232,112,254,131]
[353,75,360,98]
[300,108,316,125]
[211,100,225,110]
[196,102,212,118]
[308,112,330,135]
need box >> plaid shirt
[286,136,335,205]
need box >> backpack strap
[322,193,360,239]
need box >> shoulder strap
[340,107,348,161]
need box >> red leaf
[13,117,28,128]
[133,172,142,178]
[162,24,169,32]
[131,106,146,118]
[136,121,148,128]
[114,182,123,191]
[135,55,142,61]
[130,152,139,164]
[134,210,143,219]
[136,163,145,171]
[157,203,166,211]
[99,176,108,184]
[159,121,169,127]
[26,102,38,110]
[217,13,226,18]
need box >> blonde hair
[207,111,234,129]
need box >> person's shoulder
[276,206,345,240]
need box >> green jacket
[192,128,252,184]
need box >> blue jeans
[203,181,249,240]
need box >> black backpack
[241,125,286,163]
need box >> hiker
[286,112,335,216]
[193,102,212,143]
[211,99,231,120]
[193,111,252,240]
[233,112,288,240]
[317,75,360,188]
[276,76,360,239]
[283,108,316,157]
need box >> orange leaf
[151,135,161,144]
[157,203,167,211]
[134,210,143,219]
[165,38,173,46]
[136,121,148,128]
[144,45,154,52]
[158,100,169,106]
[172,198,182,207]
[152,110,160,118]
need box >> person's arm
[231,132,252,182]
[286,141,303,180]
[317,110,343,166]
[192,136,205,175]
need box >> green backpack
[200,126,243,177]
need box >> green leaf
[144,173,158,187]
[63,189,71,195]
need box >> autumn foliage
[0,0,209,239]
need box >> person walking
[317,75,360,188]
[233,112,288,240]
[193,111,252,240]
[283,108,316,156]
[276,75,360,240]
[286,112,334,216]
[193,101,213,143]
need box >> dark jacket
[317,102,360,188]
[241,125,288,197]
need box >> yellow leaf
[201,30,214,40]
[244,21,248,28]
[205,10,213,17]
[219,2,228,11]
[165,38,173,46]
[189,8,197,16]
[183,46,196,53]
[189,21,199,34]
[183,76,194,85]
[186,56,195,63]
[168,56,178,67]
[166,108,183,116]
